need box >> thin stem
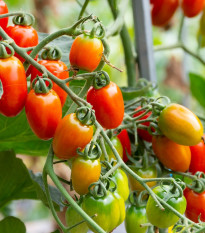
[78,0,90,20]
[178,15,185,42]
[102,162,122,179]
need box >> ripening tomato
[0,0,8,30]
[0,56,27,117]
[87,81,124,129]
[53,113,93,159]
[117,129,131,163]
[30,60,69,106]
[151,0,179,27]
[6,25,38,62]
[146,185,187,228]
[152,136,191,172]
[133,106,152,142]
[69,34,103,72]
[184,188,205,222]
[71,157,101,195]
[158,103,203,146]
[25,89,62,140]
[181,0,205,18]
[189,136,205,174]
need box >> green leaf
[0,80,3,99]
[189,72,205,108]
[0,216,26,233]
[0,151,65,210]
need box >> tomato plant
[146,185,187,228]
[182,0,205,18]
[25,89,62,140]
[158,103,204,146]
[53,113,93,159]
[117,129,131,163]
[152,136,191,172]
[71,157,101,195]
[87,81,124,129]
[0,56,27,117]
[69,34,103,72]
[184,188,205,222]
[0,0,8,30]
[151,0,179,27]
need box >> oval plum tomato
[0,0,8,30]
[158,103,203,146]
[151,0,179,27]
[25,89,62,140]
[69,34,103,72]
[133,106,152,142]
[53,113,93,159]
[65,204,89,233]
[146,185,187,228]
[0,56,27,117]
[125,204,148,233]
[71,157,101,195]
[82,190,125,233]
[6,25,38,62]
[30,60,69,106]
[101,136,123,162]
[152,136,191,172]
[189,135,205,174]
[182,0,205,18]
[184,188,205,222]
[87,81,124,129]
[128,165,157,191]
[117,129,131,163]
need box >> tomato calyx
[187,172,205,193]
[128,191,147,208]
[76,106,96,126]
[0,41,14,59]
[77,141,102,160]
[32,75,53,94]
[92,70,110,89]
[12,13,35,26]
[41,46,62,61]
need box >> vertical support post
[132,0,157,83]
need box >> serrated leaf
[0,80,3,99]
[0,216,26,233]
[189,72,205,108]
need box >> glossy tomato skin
[182,0,205,18]
[112,169,129,201]
[0,0,8,30]
[6,25,38,62]
[146,185,187,228]
[82,191,125,233]
[65,204,89,233]
[125,205,148,233]
[25,89,62,140]
[87,81,124,129]
[53,113,93,159]
[151,0,179,27]
[158,103,203,146]
[101,136,123,162]
[133,106,152,142]
[189,136,205,174]
[30,60,69,106]
[152,136,191,172]
[69,34,103,72]
[128,165,157,191]
[71,157,101,195]
[0,56,27,117]
[184,188,205,222]
[117,129,131,163]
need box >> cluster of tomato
[151,0,205,27]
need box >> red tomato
[0,0,8,30]
[117,129,131,163]
[25,89,62,140]
[133,106,152,142]
[53,113,93,159]
[87,81,124,129]
[152,136,191,172]
[0,56,27,117]
[69,34,103,72]
[30,60,69,106]
[6,25,38,62]
[151,0,179,27]
[184,188,205,222]
[189,136,205,174]
[182,0,205,18]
